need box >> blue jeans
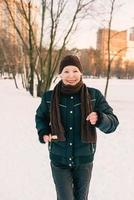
[50,162,93,200]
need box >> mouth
[67,80,76,83]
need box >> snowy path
[0,79,134,200]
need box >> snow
[0,78,134,200]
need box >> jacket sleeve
[35,92,51,143]
[94,89,119,133]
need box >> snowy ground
[0,78,134,200]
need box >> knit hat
[59,55,83,73]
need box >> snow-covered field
[0,78,134,200]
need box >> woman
[35,55,119,200]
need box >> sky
[1,78,134,200]
[34,0,134,49]
[68,0,134,49]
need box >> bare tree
[2,0,96,96]
[3,0,39,95]
[104,0,116,98]
[35,0,97,96]
[0,29,20,88]
[95,0,124,97]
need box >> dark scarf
[50,80,97,143]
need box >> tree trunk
[28,2,34,96]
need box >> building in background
[96,28,127,67]
[125,27,134,62]
[0,0,38,72]
[0,0,38,46]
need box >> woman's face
[60,65,82,86]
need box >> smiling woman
[60,66,82,85]
[35,54,119,200]
[59,55,83,86]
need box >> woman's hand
[86,112,98,125]
[43,134,58,142]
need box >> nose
[68,72,74,77]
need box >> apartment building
[126,27,134,61]
[96,28,127,66]
[0,0,37,45]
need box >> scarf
[50,80,97,143]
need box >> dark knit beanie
[59,55,83,73]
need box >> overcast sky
[68,0,134,49]
[36,0,134,49]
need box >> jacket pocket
[49,141,66,156]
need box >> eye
[64,70,69,73]
[73,70,79,73]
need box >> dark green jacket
[35,87,119,166]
